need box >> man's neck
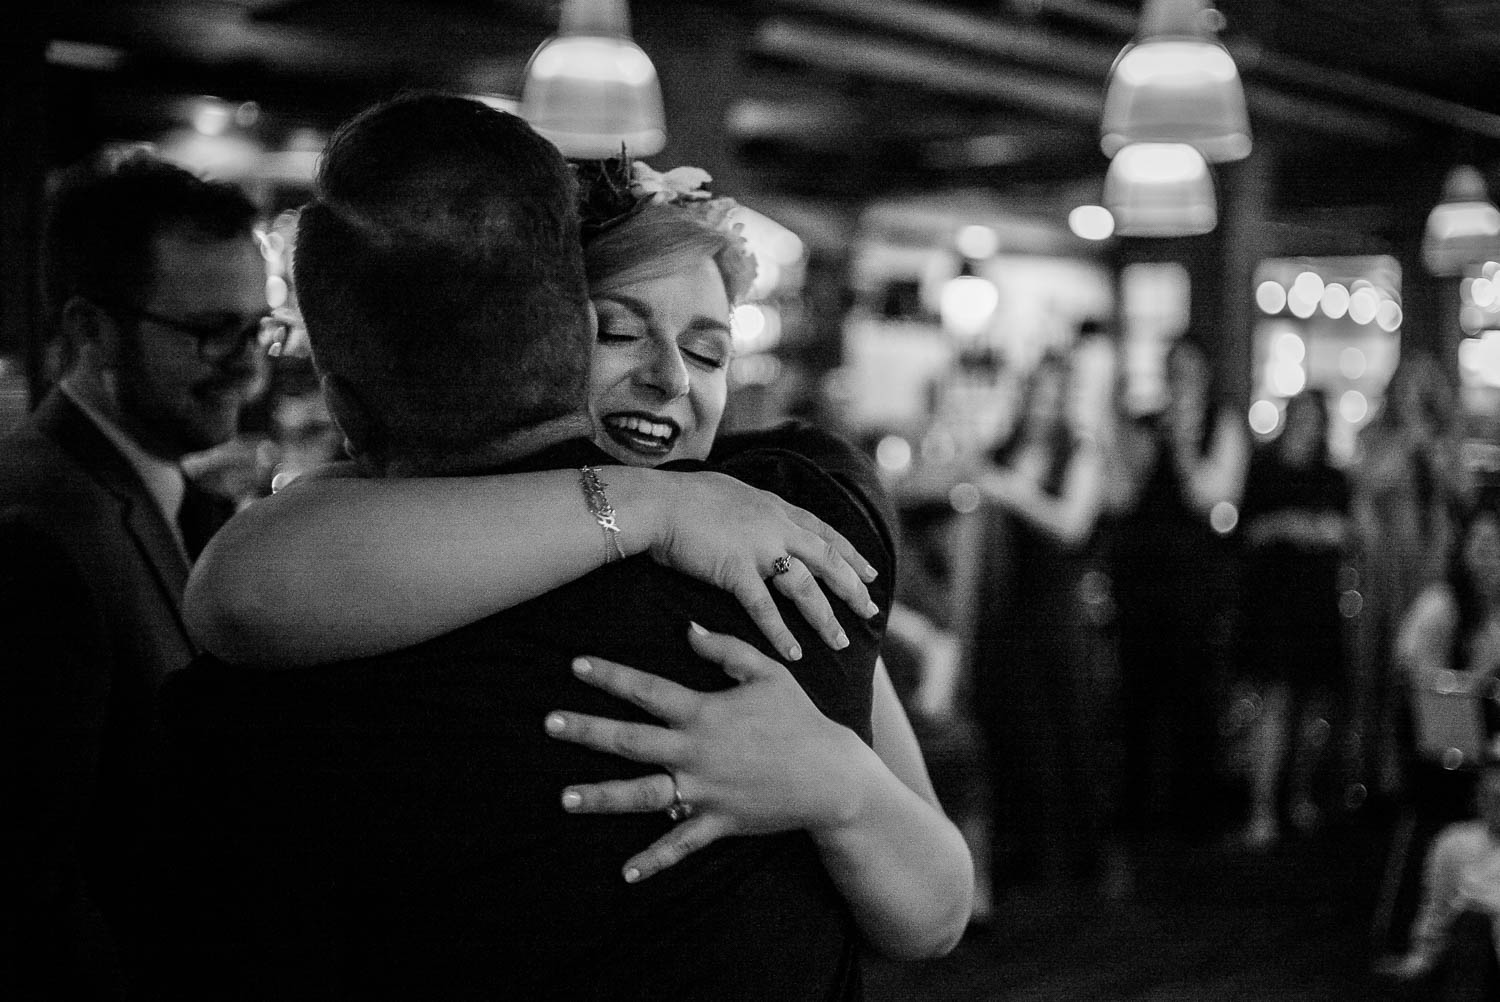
[382,412,596,478]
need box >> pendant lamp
[519,0,666,158]
[1100,0,1250,163]
[1103,142,1217,237]
[1422,164,1500,277]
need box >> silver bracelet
[579,466,625,564]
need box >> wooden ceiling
[31,1,1500,224]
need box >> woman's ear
[319,373,383,474]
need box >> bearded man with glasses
[0,151,269,998]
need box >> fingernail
[787,643,802,661]
[623,867,642,884]
[688,621,709,636]
[864,601,880,618]
[544,713,566,734]
[561,789,582,810]
[834,630,849,650]
[572,657,593,676]
[863,564,879,581]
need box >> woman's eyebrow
[600,293,730,335]
[685,317,731,336]
[597,293,652,320]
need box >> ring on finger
[771,554,793,577]
[665,783,695,823]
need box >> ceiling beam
[752,17,1421,149]
[769,0,1500,142]
[751,19,1103,125]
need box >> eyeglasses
[108,304,292,362]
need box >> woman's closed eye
[682,342,729,370]
[681,327,732,370]
[597,315,644,343]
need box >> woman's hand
[641,470,879,662]
[543,623,866,882]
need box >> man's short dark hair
[41,151,259,335]
[294,93,592,470]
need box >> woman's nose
[636,341,690,400]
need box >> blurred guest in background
[1236,389,1351,850]
[964,343,1113,897]
[1354,351,1469,800]
[1396,499,1500,824]
[883,501,994,926]
[1377,736,1500,999]
[1109,337,1248,848]
[0,152,267,998]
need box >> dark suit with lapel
[0,389,226,999]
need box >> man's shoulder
[0,420,112,538]
[707,420,895,575]
[711,421,873,477]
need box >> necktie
[177,479,229,562]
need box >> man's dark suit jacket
[161,424,896,1001]
[0,389,231,999]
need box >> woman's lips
[601,413,680,456]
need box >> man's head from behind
[294,93,592,476]
[42,152,268,458]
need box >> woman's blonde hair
[585,201,754,304]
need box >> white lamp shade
[1103,142,1217,237]
[1422,165,1500,276]
[1100,0,1250,162]
[520,35,666,158]
[1101,39,1250,162]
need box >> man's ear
[59,296,124,371]
[319,372,384,474]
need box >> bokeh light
[876,435,913,474]
[1319,282,1349,319]
[1347,287,1379,325]
[1210,501,1239,535]
[1068,205,1115,241]
[1339,389,1368,423]
[1248,399,1280,435]
[1255,280,1287,314]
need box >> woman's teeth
[610,415,673,439]
[604,414,677,452]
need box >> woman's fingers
[768,555,849,652]
[686,621,788,685]
[567,656,699,722]
[781,509,880,618]
[543,709,684,764]
[619,814,726,883]
[784,504,878,584]
[786,526,880,625]
[555,769,729,882]
[725,569,803,662]
[560,772,677,815]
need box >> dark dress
[1237,449,1351,693]
[159,424,896,1002]
[970,430,1114,890]
[1109,415,1237,839]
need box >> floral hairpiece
[573,150,757,301]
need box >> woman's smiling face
[588,256,732,467]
